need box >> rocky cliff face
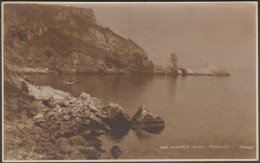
[4,4,153,73]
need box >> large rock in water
[180,62,230,76]
[131,106,165,133]
[101,103,131,137]
[111,145,122,159]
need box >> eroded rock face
[131,106,165,133]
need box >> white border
[1,1,258,162]
[255,2,259,161]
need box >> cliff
[4,4,154,74]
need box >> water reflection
[107,128,130,140]
[26,73,256,159]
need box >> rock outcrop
[131,106,165,133]
[111,145,122,159]
[4,4,154,74]
[102,103,131,137]
[4,73,167,160]
[180,68,230,76]
[179,61,231,76]
[154,61,230,76]
[3,74,135,160]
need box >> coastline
[1,2,256,161]
[8,66,231,76]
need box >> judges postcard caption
[160,145,255,150]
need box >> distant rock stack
[170,53,178,76]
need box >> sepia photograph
[2,1,258,162]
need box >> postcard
[2,1,258,162]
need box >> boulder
[57,138,73,155]
[69,150,85,160]
[17,124,26,131]
[77,146,100,159]
[34,113,46,124]
[131,106,165,133]
[92,129,105,136]
[24,76,32,84]
[79,92,91,100]
[56,138,70,147]
[63,115,71,121]
[89,114,104,126]
[46,96,69,108]
[87,138,103,148]
[55,153,71,160]
[111,145,122,159]
[68,135,89,146]
[21,81,29,94]
[102,103,131,136]
[80,130,92,138]
[74,117,82,123]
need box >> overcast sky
[61,2,257,71]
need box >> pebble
[58,108,63,114]
[75,117,82,123]
[63,115,70,121]
[17,124,26,130]
[93,129,105,135]
[81,130,92,137]
[85,119,91,125]
[34,113,44,119]
[43,109,49,112]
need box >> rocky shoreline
[154,61,231,76]
[4,74,165,160]
[8,65,231,77]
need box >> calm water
[28,70,257,159]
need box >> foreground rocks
[102,103,131,137]
[4,120,101,160]
[4,75,165,160]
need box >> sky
[61,2,257,71]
